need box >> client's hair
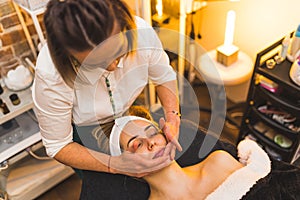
[128,105,153,121]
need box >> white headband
[109,116,152,156]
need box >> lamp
[138,0,240,103]
[152,0,170,24]
[216,10,239,66]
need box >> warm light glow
[156,0,163,17]
[224,10,236,47]
[185,0,207,14]
[185,0,194,14]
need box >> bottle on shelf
[9,94,21,106]
[287,24,300,62]
[278,34,290,61]
[0,99,10,114]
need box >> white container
[279,35,290,60]
[0,56,33,92]
[290,60,300,86]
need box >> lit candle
[224,10,236,47]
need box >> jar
[0,56,33,91]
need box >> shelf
[255,86,300,117]
[12,1,47,58]
[247,124,293,153]
[0,110,40,163]
[16,3,46,45]
[0,86,34,125]
[258,59,300,92]
[16,3,46,16]
[6,153,74,200]
[247,133,284,161]
[251,107,299,136]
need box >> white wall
[197,0,300,60]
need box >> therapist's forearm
[54,142,110,172]
[156,80,180,117]
[156,80,182,154]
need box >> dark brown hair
[43,0,136,87]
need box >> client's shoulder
[205,150,243,172]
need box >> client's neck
[144,161,194,199]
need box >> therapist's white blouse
[32,16,176,157]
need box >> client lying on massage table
[108,116,300,200]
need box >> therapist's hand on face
[109,151,172,178]
[159,115,182,160]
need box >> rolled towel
[237,139,271,174]
[206,139,271,200]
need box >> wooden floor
[35,173,82,200]
[32,78,244,200]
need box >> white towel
[206,139,271,200]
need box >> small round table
[198,50,254,103]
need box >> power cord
[225,112,244,129]
[0,161,8,171]
[26,147,52,160]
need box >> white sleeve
[32,45,74,157]
[135,16,177,85]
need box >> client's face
[120,120,167,158]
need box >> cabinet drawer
[245,133,291,162]
[245,121,296,152]
[250,106,299,135]
[253,86,300,118]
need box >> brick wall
[0,0,40,62]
